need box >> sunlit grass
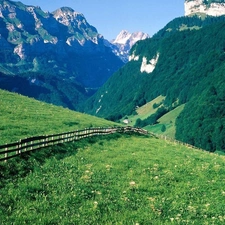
[145,104,185,138]
[121,95,165,126]
[1,134,225,224]
[0,89,117,144]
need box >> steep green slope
[120,96,165,127]
[0,89,117,145]
[145,104,185,138]
[1,135,225,224]
[83,20,225,152]
[153,15,225,39]
[176,64,225,152]
[85,21,225,118]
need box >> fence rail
[150,132,206,152]
[0,126,148,162]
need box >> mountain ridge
[0,0,124,109]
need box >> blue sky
[13,0,184,40]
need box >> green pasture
[122,95,165,126]
[1,134,225,224]
[121,95,184,139]
[145,104,185,138]
[0,89,117,145]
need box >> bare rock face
[185,0,225,16]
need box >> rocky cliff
[185,0,225,16]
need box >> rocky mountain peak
[185,0,225,16]
[53,7,87,28]
[112,30,132,45]
[53,7,84,21]
[52,6,100,45]
[107,30,149,62]
[112,30,149,46]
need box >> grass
[1,134,225,224]
[122,95,165,126]
[145,104,185,138]
[121,95,184,139]
[136,96,165,116]
[0,89,117,145]
[1,89,225,224]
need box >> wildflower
[147,197,155,202]
[129,181,136,186]
[106,165,112,171]
[93,201,98,209]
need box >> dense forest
[176,64,225,152]
[153,15,225,39]
[83,17,225,152]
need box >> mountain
[185,0,225,16]
[104,30,149,63]
[82,14,225,152]
[0,0,123,109]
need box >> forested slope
[83,18,225,152]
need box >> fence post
[17,140,22,155]
[51,135,54,145]
[31,140,33,150]
[24,142,27,152]
[76,130,79,140]
[4,146,8,162]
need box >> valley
[1,0,225,223]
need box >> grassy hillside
[136,96,165,116]
[1,134,225,224]
[145,104,185,138]
[120,96,165,126]
[0,89,117,145]
[83,20,225,152]
[121,96,184,138]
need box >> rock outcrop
[185,0,225,16]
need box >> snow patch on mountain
[129,53,139,61]
[96,105,102,114]
[140,53,159,74]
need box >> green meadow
[121,95,184,139]
[122,96,165,126]
[145,104,185,138]
[1,134,225,224]
[0,89,116,145]
[1,89,225,224]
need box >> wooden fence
[151,133,206,152]
[0,126,148,162]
